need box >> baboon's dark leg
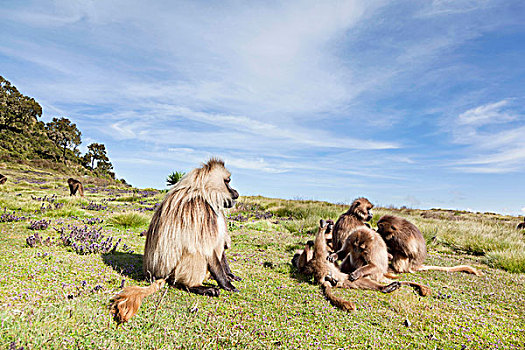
[222,251,242,281]
[208,253,238,292]
[187,286,220,297]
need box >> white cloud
[457,100,514,126]
[451,100,525,173]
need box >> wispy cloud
[450,100,525,173]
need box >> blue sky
[1,0,524,215]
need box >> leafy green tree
[85,143,109,169]
[45,117,81,164]
[166,171,185,186]
[0,76,42,132]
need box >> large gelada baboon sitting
[110,159,240,324]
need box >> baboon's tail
[109,279,166,324]
[419,264,482,276]
[398,281,432,296]
[78,183,84,197]
[321,281,355,312]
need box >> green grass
[0,164,524,349]
[108,212,150,228]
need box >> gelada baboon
[329,226,431,296]
[67,178,84,197]
[332,197,374,252]
[110,159,240,323]
[377,215,481,275]
[517,218,525,230]
[294,220,403,311]
[0,174,7,185]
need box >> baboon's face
[376,217,396,239]
[350,231,369,255]
[208,167,239,208]
[351,198,373,222]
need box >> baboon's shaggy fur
[110,159,240,324]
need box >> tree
[45,117,81,164]
[166,171,185,186]
[0,76,42,132]
[85,143,109,169]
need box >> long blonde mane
[144,158,231,279]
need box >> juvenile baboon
[377,215,481,275]
[517,218,525,230]
[329,226,431,296]
[0,174,6,184]
[110,159,241,324]
[332,197,374,252]
[291,219,335,271]
[67,178,84,197]
[294,220,404,311]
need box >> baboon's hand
[324,274,338,287]
[327,253,337,263]
[381,281,401,294]
[204,288,221,297]
[228,273,242,282]
[348,271,361,281]
[223,281,239,293]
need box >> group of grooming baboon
[291,197,482,310]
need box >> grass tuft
[108,211,150,228]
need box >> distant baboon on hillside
[376,215,481,275]
[332,197,374,252]
[0,174,6,185]
[517,218,525,230]
[329,226,431,296]
[110,159,240,324]
[67,178,84,197]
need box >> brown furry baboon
[332,197,374,252]
[517,218,525,230]
[377,215,481,275]
[0,174,6,184]
[110,159,240,324]
[293,220,404,311]
[67,178,84,197]
[329,226,431,296]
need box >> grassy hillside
[1,163,524,349]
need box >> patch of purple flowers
[26,232,53,247]
[0,210,27,222]
[31,194,57,203]
[55,225,132,255]
[82,217,104,225]
[29,219,51,230]
[82,202,108,211]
